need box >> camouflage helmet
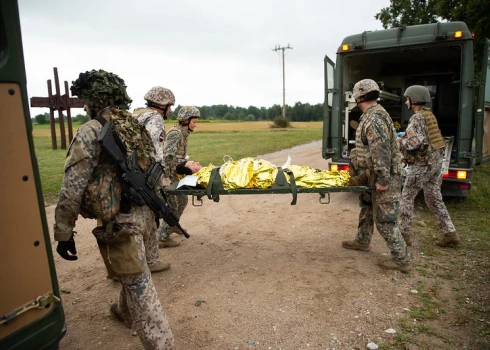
[177,106,200,122]
[404,85,431,104]
[352,79,380,100]
[71,69,132,111]
[144,86,175,106]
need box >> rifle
[97,118,190,238]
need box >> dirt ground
[46,140,466,350]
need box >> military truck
[0,0,66,348]
[322,21,490,198]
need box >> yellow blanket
[192,157,350,190]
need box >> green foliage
[34,113,48,124]
[73,114,90,124]
[271,116,291,128]
[375,0,490,72]
[375,0,438,28]
[223,111,237,120]
[172,102,323,121]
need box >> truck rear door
[0,1,66,349]
[475,38,490,165]
[322,55,336,159]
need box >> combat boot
[436,232,461,247]
[158,238,181,249]
[377,258,412,273]
[148,261,171,273]
[341,240,371,252]
[110,303,132,328]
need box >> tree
[223,111,237,120]
[375,0,490,73]
[34,113,47,124]
[375,0,438,28]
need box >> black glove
[56,234,78,261]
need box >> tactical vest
[421,108,445,150]
[165,125,188,181]
[80,108,156,226]
[403,108,445,165]
[355,104,401,172]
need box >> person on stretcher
[175,157,354,190]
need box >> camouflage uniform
[399,107,456,240]
[158,124,189,241]
[54,107,175,349]
[352,103,410,266]
[135,107,166,164]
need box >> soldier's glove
[56,234,78,261]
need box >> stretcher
[162,167,374,206]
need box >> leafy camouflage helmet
[404,85,431,104]
[177,106,200,122]
[352,79,380,100]
[144,86,175,106]
[70,69,132,111]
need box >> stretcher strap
[285,169,297,205]
[206,167,222,202]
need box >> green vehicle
[323,21,490,198]
[0,0,66,349]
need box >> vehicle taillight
[442,170,467,180]
[330,164,349,172]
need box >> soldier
[342,79,411,273]
[134,86,175,165]
[134,87,181,249]
[53,69,176,349]
[399,85,460,247]
[158,106,200,248]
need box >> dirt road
[48,140,423,349]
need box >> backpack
[79,108,156,226]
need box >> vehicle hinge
[0,293,60,326]
[353,31,367,49]
[327,89,339,94]
[459,151,475,159]
[466,80,480,87]
[435,22,447,40]
[324,148,338,154]
[397,25,406,44]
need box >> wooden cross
[30,67,84,150]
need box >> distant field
[33,121,323,204]
[32,120,322,137]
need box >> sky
[18,0,391,117]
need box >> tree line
[375,0,489,74]
[32,102,325,124]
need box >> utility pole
[272,44,293,118]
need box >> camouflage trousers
[400,157,456,239]
[158,194,188,241]
[100,205,159,279]
[355,177,410,265]
[105,206,175,349]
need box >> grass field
[33,121,322,204]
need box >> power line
[272,43,293,118]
